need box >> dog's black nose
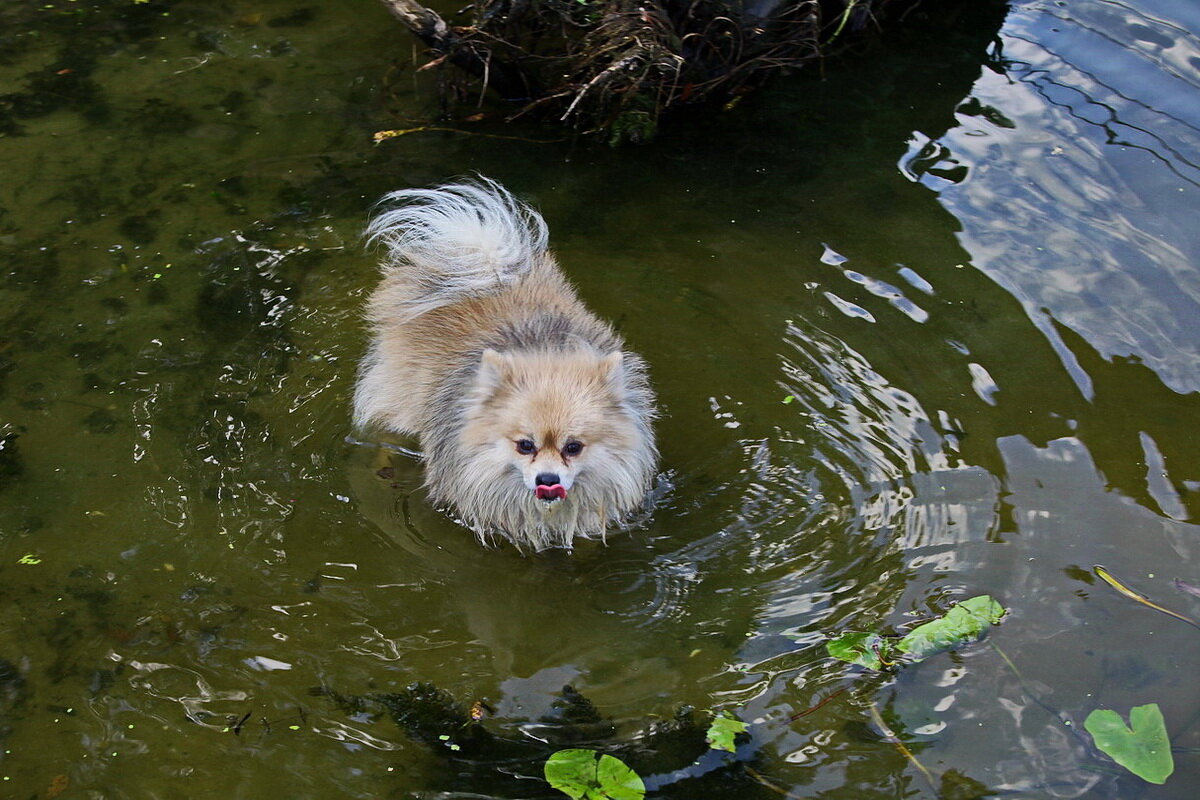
[535,472,560,486]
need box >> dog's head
[450,347,655,532]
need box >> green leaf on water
[706,710,749,752]
[1084,704,1174,784]
[896,595,1006,660]
[544,749,645,800]
[826,630,892,670]
[594,753,644,798]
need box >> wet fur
[354,179,657,549]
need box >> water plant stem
[868,701,938,794]
[745,764,811,799]
[1094,566,1200,631]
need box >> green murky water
[1,0,1198,797]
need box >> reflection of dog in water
[354,179,658,549]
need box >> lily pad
[827,631,892,670]
[1084,704,1174,784]
[896,595,1006,660]
[544,749,645,800]
[706,711,749,752]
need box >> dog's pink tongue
[535,484,567,501]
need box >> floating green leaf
[826,596,1006,673]
[826,631,892,670]
[896,595,1006,660]
[594,753,644,798]
[706,711,749,752]
[544,749,645,800]
[545,749,599,798]
[1084,704,1174,784]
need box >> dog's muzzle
[535,484,566,501]
[535,472,567,501]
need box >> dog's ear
[600,351,626,396]
[477,349,511,394]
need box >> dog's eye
[562,441,584,457]
[515,439,536,455]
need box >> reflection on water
[1,0,1198,797]
[929,1,1200,398]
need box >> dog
[353,178,658,550]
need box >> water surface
[1,0,1198,797]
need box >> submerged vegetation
[311,587,1189,795]
[318,682,770,796]
[12,561,1186,795]
[377,0,962,143]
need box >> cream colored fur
[354,179,657,549]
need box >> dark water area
[1,0,1198,797]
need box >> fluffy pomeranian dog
[353,178,658,550]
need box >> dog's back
[355,180,614,433]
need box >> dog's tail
[365,177,549,319]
